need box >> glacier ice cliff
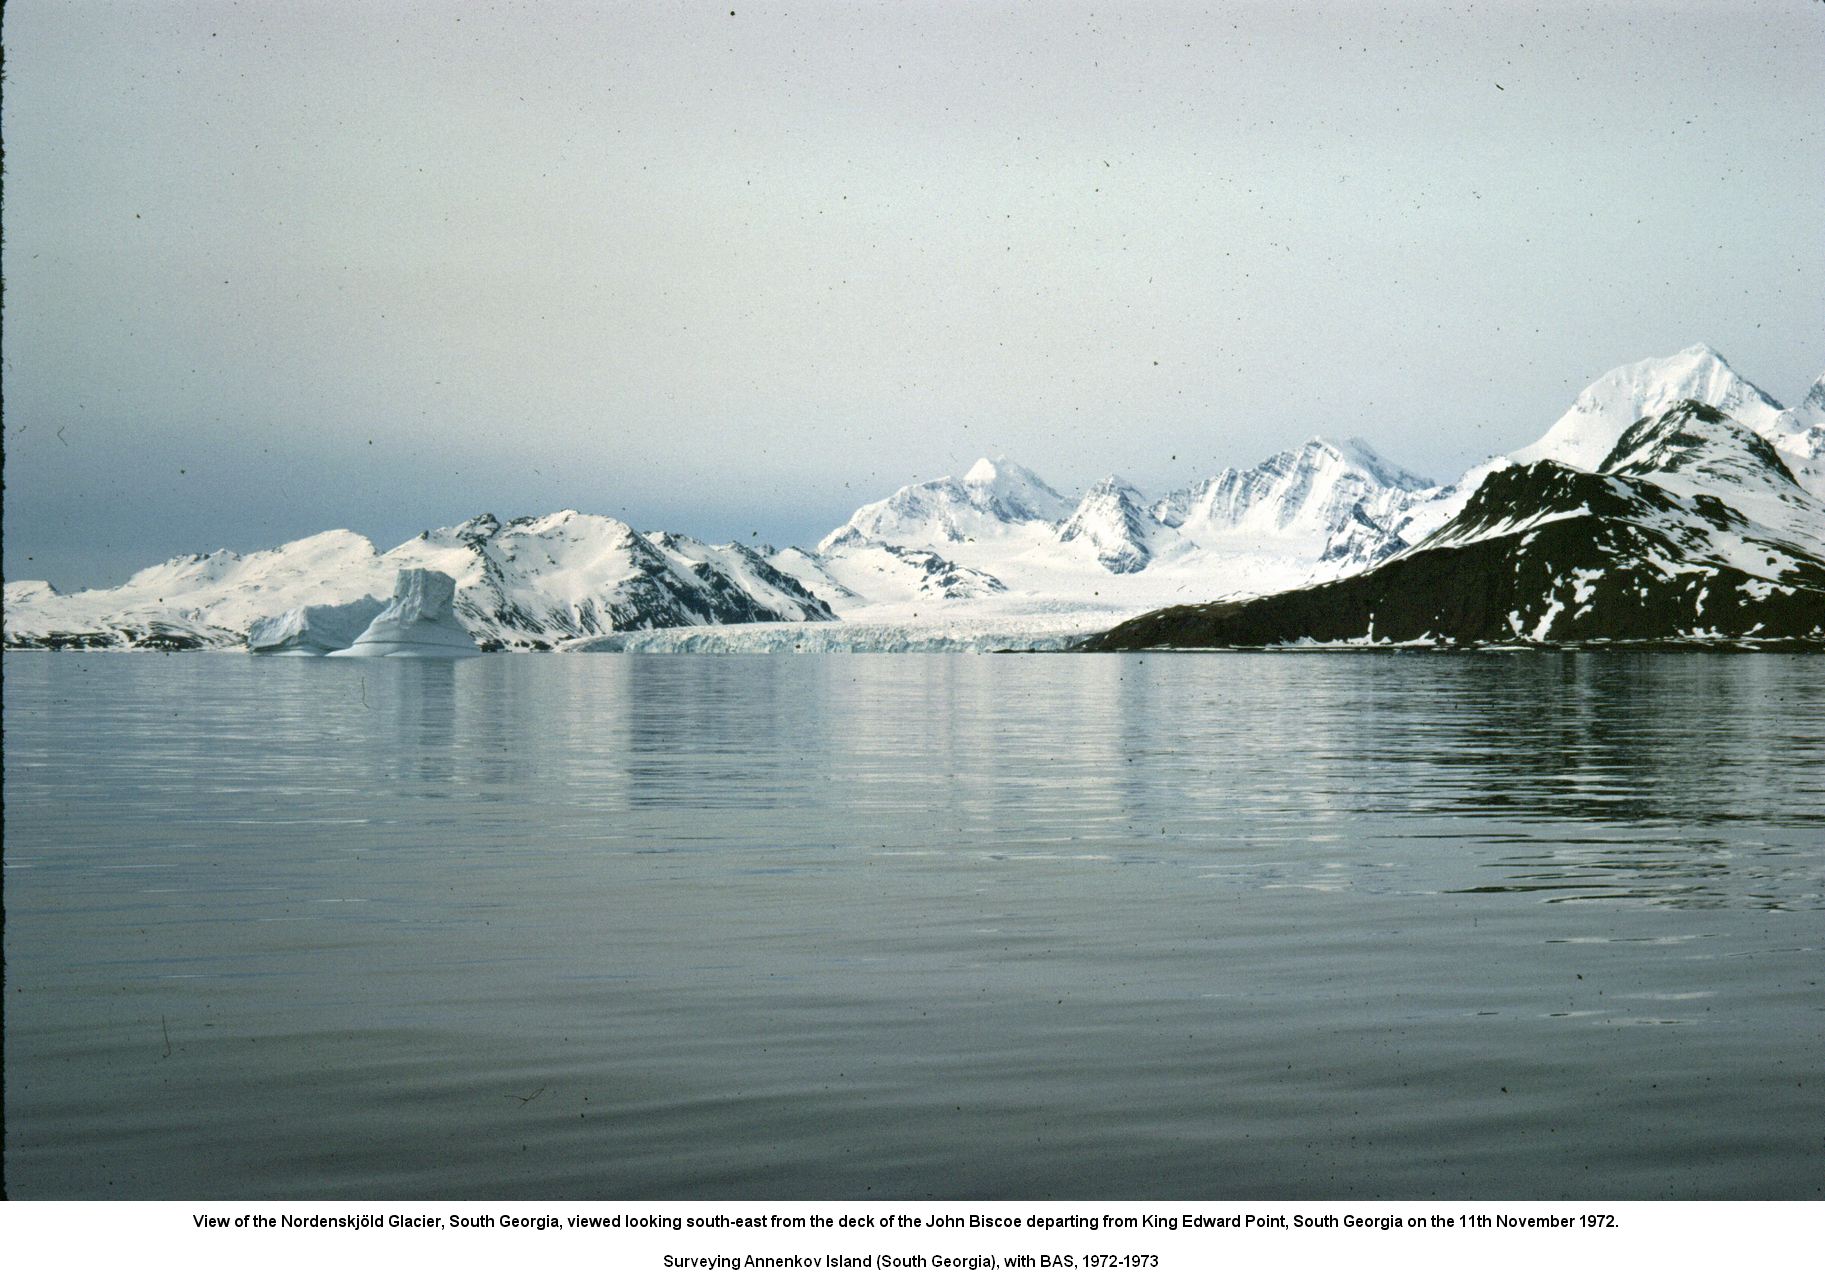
[247,597,387,655]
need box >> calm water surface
[4,652,1822,1199]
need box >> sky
[4,0,1823,590]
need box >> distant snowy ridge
[5,514,834,651]
[7,345,1822,652]
[1153,436,1433,562]
[819,456,1073,552]
[781,435,1443,637]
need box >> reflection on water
[3,651,1821,1199]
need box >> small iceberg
[328,569,482,658]
[247,597,386,655]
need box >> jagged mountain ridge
[788,435,1441,626]
[1081,402,1825,650]
[818,456,1073,552]
[1056,477,1168,574]
[1155,437,1433,560]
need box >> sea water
[3,651,1821,1198]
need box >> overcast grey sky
[4,0,1822,589]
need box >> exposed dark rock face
[1080,519,1824,649]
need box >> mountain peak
[1298,436,1434,490]
[453,512,503,543]
[1082,473,1142,497]
[1057,475,1162,573]
[962,454,1064,498]
[1803,374,1825,412]
[963,456,1007,485]
[818,455,1070,553]
[1512,345,1785,471]
[4,580,61,603]
[959,455,1070,521]
[1777,374,1825,432]
[1600,400,1798,489]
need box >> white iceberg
[328,569,481,658]
[247,597,386,655]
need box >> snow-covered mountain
[1767,373,1825,494]
[1375,343,1825,549]
[778,437,1438,631]
[4,514,834,651]
[1512,344,1784,469]
[1156,437,1433,563]
[1084,401,1825,650]
[1597,400,1825,560]
[1507,343,1825,501]
[1056,476,1172,574]
[8,344,1821,653]
[819,456,1073,551]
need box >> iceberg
[328,569,481,658]
[247,597,386,655]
